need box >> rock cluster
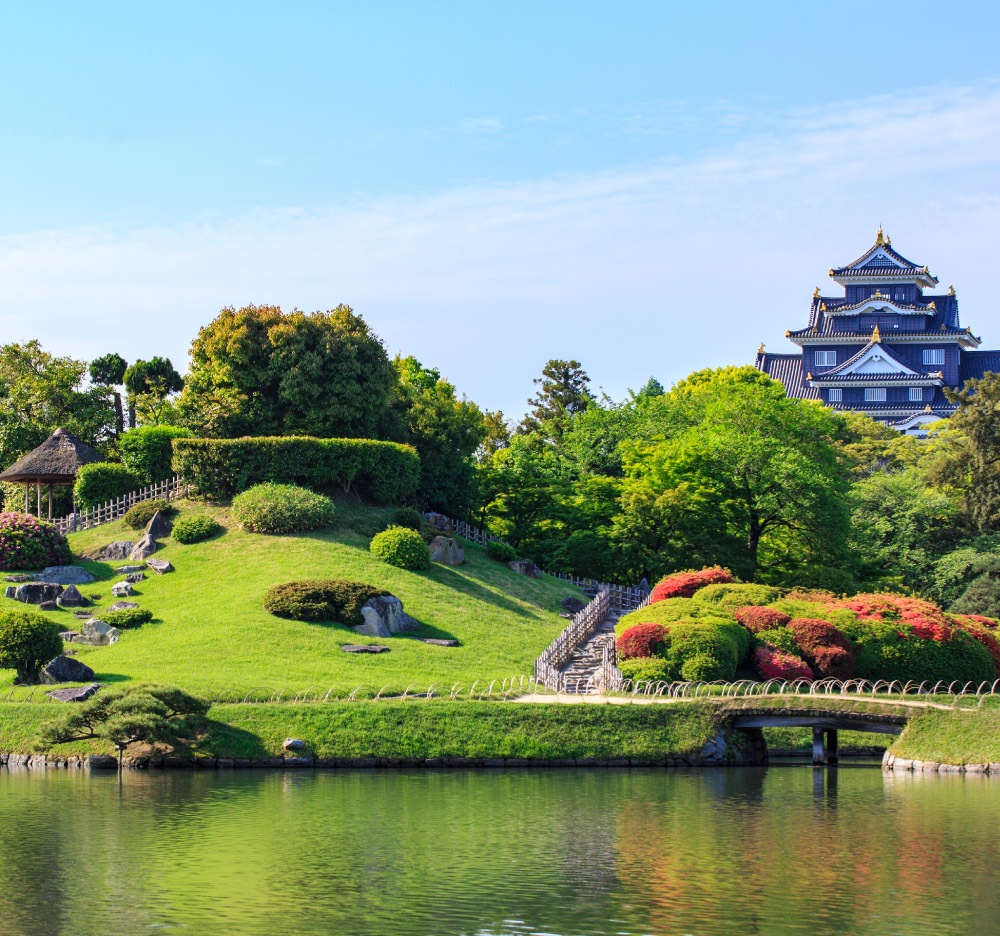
[507,559,542,578]
[354,596,409,638]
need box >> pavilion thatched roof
[0,428,103,484]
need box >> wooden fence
[50,476,189,535]
[596,588,655,692]
[533,589,611,692]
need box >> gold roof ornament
[876,226,885,247]
[924,266,930,273]
[829,268,835,276]
[785,329,791,338]
[757,342,765,355]
[886,232,891,245]
[807,372,813,381]
[819,302,826,311]
[949,284,956,296]
[925,404,933,413]
[929,301,936,310]
[872,324,882,343]
[813,286,821,298]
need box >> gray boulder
[125,572,146,584]
[561,596,587,615]
[4,586,14,599]
[40,655,96,684]
[128,533,157,561]
[507,559,542,578]
[340,644,389,654]
[5,574,33,583]
[114,565,145,574]
[38,600,57,612]
[111,581,135,598]
[108,601,139,611]
[47,683,101,703]
[77,619,120,646]
[146,558,173,574]
[100,541,135,561]
[12,582,64,604]
[429,536,465,566]
[282,738,307,751]
[354,596,407,638]
[35,566,95,585]
[144,510,173,539]
[56,585,89,608]
[423,512,454,534]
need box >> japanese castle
[755,230,1000,434]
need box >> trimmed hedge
[370,526,431,571]
[263,580,389,626]
[231,484,336,534]
[0,608,63,683]
[101,608,153,629]
[693,582,784,612]
[172,515,221,544]
[123,499,172,530]
[618,657,673,683]
[119,426,193,483]
[74,463,140,508]
[172,436,420,502]
[485,540,517,563]
[650,567,733,602]
[0,513,72,571]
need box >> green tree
[517,359,593,442]
[179,304,396,439]
[89,352,128,436]
[0,609,63,684]
[477,410,511,463]
[124,357,184,427]
[944,372,1000,532]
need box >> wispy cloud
[2,84,999,418]
[456,116,503,134]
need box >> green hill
[1,499,582,696]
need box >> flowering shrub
[734,606,791,634]
[693,582,783,611]
[811,646,854,679]
[950,617,1000,676]
[953,614,999,631]
[617,623,669,660]
[0,513,72,571]
[787,618,855,678]
[649,567,733,603]
[754,644,813,681]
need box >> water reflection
[0,765,997,936]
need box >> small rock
[84,755,118,769]
[77,619,121,646]
[283,738,307,751]
[428,535,465,565]
[5,586,15,599]
[59,630,81,641]
[114,565,145,575]
[417,638,461,647]
[340,644,390,653]
[111,581,135,598]
[38,600,57,611]
[561,596,587,614]
[128,533,157,561]
[12,582,64,605]
[35,566,95,585]
[5,574,33,583]
[108,601,139,611]
[423,512,453,533]
[146,558,173,574]
[125,572,146,584]
[40,655,96,684]
[56,585,89,608]
[72,610,92,619]
[507,559,542,578]
[100,541,135,561]
[46,683,101,703]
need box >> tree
[517,359,593,442]
[0,609,63,684]
[945,372,1000,532]
[124,357,184,427]
[179,304,396,439]
[477,410,511,463]
[89,352,128,436]
[383,356,486,513]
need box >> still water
[1,765,998,936]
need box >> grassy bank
[889,709,1000,765]
[1,498,582,693]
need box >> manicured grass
[1,498,583,694]
[0,700,716,761]
[890,709,1000,765]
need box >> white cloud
[2,83,1000,418]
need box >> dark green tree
[517,359,593,442]
[0,609,63,684]
[945,372,1000,532]
[123,357,184,427]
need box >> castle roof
[830,229,938,287]
[754,352,819,400]
[960,350,1000,383]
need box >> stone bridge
[726,707,909,766]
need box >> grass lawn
[0,498,583,695]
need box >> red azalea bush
[808,645,854,679]
[953,614,999,631]
[754,644,813,681]
[0,513,72,571]
[734,606,791,634]
[650,567,733,603]
[617,623,670,661]
[787,617,855,678]
[950,617,1000,676]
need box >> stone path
[557,608,622,693]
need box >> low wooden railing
[50,476,189,534]
[533,589,611,692]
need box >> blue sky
[2,1,999,418]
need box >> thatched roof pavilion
[0,428,103,518]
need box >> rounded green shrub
[485,540,517,563]
[73,462,140,508]
[370,526,431,571]
[263,579,390,626]
[0,513,72,571]
[123,499,173,530]
[665,620,750,678]
[101,608,153,629]
[390,507,423,531]
[231,483,336,534]
[680,651,729,682]
[692,582,784,612]
[172,515,221,544]
[616,598,732,638]
[0,608,63,683]
[619,657,675,684]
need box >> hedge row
[172,437,420,502]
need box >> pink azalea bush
[0,513,72,571]
[754,644,813,681]
[650,567,733,603]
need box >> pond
[1,765,998,936]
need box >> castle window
[828,389,842,402]
[814,350,836,367]
[909,387,923,402]
[865,388,886,402]
[923,349,945,365]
